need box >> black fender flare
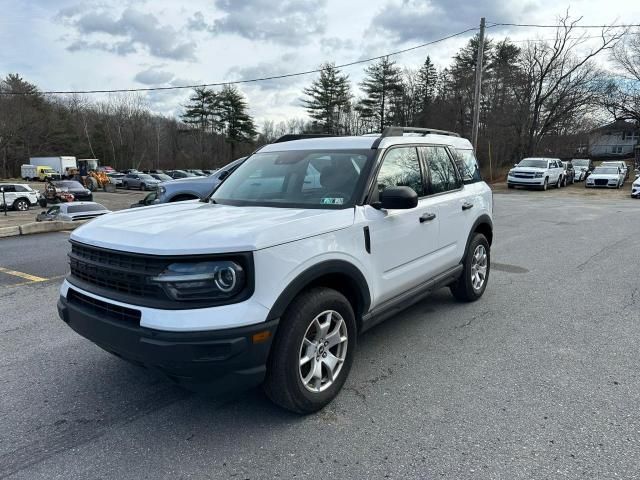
[266,260,371,322]
[463,214,493,260]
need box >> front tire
[263,287,356,414]
[13,199,30,211]
[450,233,490,302]
[140,183,146,191]
[541,178,548,191]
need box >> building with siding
[589,120,639,158]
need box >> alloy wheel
[471,244,488,292]
[298,310,348,393]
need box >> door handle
[462,202,474,211]
[419,212,436,223]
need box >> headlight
[508,169,515,175]
[158,186,166,195]
[535,172,543,178]
[150,260,245,301]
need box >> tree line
[1,15,638,179]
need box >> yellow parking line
[0,266,48,283]
[0,274,66,289]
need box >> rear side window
[453,149,482,184]
[67,204,106,213]
[0,185,16,192]
[422,146,462,194]
[376,147,425,197]
[14,185,31,192]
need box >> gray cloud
[320,37,356,53]
[188,0,328,44]
[135,67,175,85]
[59,7,197,61]
[370,0,517,44]
[227,53,306,90]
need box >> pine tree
[302,63,351,134]
[181,87,220,133]
[359,57,404,132]
[218,85,257,159]
[416,56,438,112]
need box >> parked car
[149,173,173,182]
[185,169,206,176]
[57,127,494,413]
[202,169,217,175]
[122,173,161,190]
[52,180,93,201]
[631,173,640,198]
[601,161,629,180]
[130,192,158,208]
[36,202,110,222]
[107,172,125,187]
[0,183,40,211]
[156,158,246,203]
[122,169,139,175]
[166,169,196,179]
[507,158,564,190]
[560,161,575,185]
[571,159,594,181]
[585,166,625,188]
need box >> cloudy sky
[1,0,637,127]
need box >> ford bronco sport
[58,127,493,413]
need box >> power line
[1,27,480,96]
[488,22,640,29]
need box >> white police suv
[58,127,493,413]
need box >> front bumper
[507,176,544,187]
[58,288,278,392]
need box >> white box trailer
[29,156,77,179]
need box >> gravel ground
[0,193,639,479]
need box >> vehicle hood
[70,201,355,254]
[163,176,215,185]
[511,166,547,172]
[588,172,619,180]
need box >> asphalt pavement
[1,192,640,479]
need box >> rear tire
[450,233,490,302]
[263,287,356,414]
[140,183,146,191]
[124,182,129,190]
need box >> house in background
[589,120,639,158]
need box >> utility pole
[471,17,486,151]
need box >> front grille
[513,174,533,179]
[67,288,141,323]
[594,179,608,186]
[69,243,167,299]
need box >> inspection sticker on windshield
[321,197,344,205]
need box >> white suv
[57,127,493,413]
[507,158,564,190]
[0,183,40,211]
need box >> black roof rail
[380,126,461,138]
[272,134,336,144]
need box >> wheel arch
[266,260,371,331]
[13,196,30,209]
[463,214,493,260]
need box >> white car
[631,174,640,198]
[0,183,40,211]
[507,157,564,190]
[585,166,625,188]
[601,161,629,181]
[36,202,111,222]
[571,159,593,181]
[57,127,493,413]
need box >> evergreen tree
[181,87,220,133]
[359,57,404,132]
[302,63,351,134]
[218,85,257,159]
[416,56,438,112]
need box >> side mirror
[375,186,418,210]
[218,170,230,181]
[513,163,518,167]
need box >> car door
[420,145,470,272]
[364,146,440,304]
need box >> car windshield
[54,181,83,189]
[572,159,589,167]
[212,149,373,208]
[138,174,154,180]
[593,167,618,175]
[67,204,106,213]
[154,174,172,181]
[518,159,548,168]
